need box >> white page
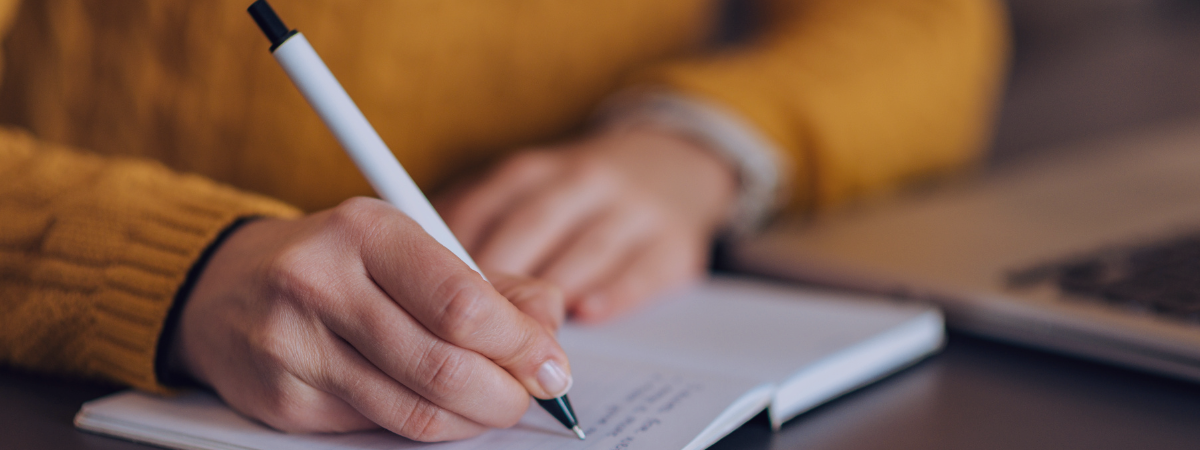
[77,349,759,450]
[560,276,934,383]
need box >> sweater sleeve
[629,0,1009,211]
[0,126,301,392]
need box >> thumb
[488,272,566,333]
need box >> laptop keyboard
[1008,233,1200,322]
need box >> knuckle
[507,149,556,172]
[251,320,292,362]
[256,385,320,433]
[516,323,543,359]
[262,243,327,308]
[413,343,476,400]
[334,196,386,216]
[395,398,451,442]
[430,274,491,341]
[492,151,552,184]
[244,317,318,387]
[252,313,322,370]
[330,197,393,238]
[517,200,558,226]
[522,278,564,303]
[510,279,565,317]
[484,314,541,370]
[573,156,620,188]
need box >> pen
[247,0,585,441]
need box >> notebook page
[77,349,759,450]
[559,276,934,383]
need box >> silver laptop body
[729,119,1200,381]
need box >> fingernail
[536,360,572,397]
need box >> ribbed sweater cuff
[63,178,301,393]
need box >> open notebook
[76,276,943,450]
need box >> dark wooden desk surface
[4,332,1199,450]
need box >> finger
[321,271,530,429]
[538,205,657,299]
[437,151,560,252]
[474,161,618,275]
[228,371,377,434]
[488,272,566,333]
[350,201,574,400]
[309,332,493,441]
[572,235,705,323]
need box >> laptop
[727,118,1200,381]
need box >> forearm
[0,127,299,392]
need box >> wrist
[156,216,261,387]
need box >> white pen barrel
[272,33,483,276]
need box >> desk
[4,332,1198,450]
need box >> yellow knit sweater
[0,0,1008,392]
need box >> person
[0,0,1008,442]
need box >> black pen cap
[247,0,297,51]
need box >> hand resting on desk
[437,127,738,322]
[166,197,572,442]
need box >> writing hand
[437,127,737,322]
[169,198,571,441]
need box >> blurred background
[993,0,1200,163]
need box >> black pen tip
[536,396,583,439]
